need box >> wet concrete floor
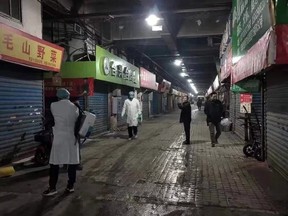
[0,109,288,216]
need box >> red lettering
[37,45,45,59]
[50,50,57,63]
[22,41,31,55]
[3,34,13,50]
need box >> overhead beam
[45,6,231,21]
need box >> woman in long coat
[43,88,79,196]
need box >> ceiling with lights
[42,0,232,95]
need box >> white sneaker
[128,138,132,141]
[134,135,138,139]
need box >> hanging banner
[232,29,272,84]
[220,46,233,82]
[232,0,272,63]
[0,23,64,72]
[45,78,94,97]
[276,25,288,64]
[140,67,157,90]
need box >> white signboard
[240,103,251,113]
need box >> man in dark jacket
[178,96,192,144]
[204,92,223,147]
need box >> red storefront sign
[45,78,94,97]
[240,93,252,103]
[159,79,171,93]
[0,23,64,72]
[232,29,272,84]
[276,25,288,64]
[220,47,232,82]
[140,67,157,90]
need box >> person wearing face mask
[204,92,223,147]
[121,91,141,140]
[43,88,79,196]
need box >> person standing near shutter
[204,92,223,147]
[43,88,79,196]
[178,96,192,145]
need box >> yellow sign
[0,23,64,72]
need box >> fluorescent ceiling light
[232,56,243,64]
[174,59,182,66]
[152,25,163,31]
[145,14,160,26]
[180,72,188,77]
[187,79,192,83]
[190,83,198,94]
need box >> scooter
[241,106,263,161]
[34,129,53,166]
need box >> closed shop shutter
[232,91,262,141]
[266,71,288,181]
[0,67,43,159]
[162,93,167,113]
[142,93,149,120]
[88,92,108,135]
[229,92,236,131]
[234,93,245,139]
[153,92,160,114]
[167,94,173,111]
[251,92,262,144]
[117,95,128,126]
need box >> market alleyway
[1,108,288,216]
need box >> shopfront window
[0,0,22,21]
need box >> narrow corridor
[0,109,287,216]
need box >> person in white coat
[121,91,141,140]
[43,88,79,196]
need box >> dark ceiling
[43,0,232,95]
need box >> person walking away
[178,96,192,145]
[43,88,80,196]
[121,91,141,140]
[204,92,223,147]
[197,98,203,111]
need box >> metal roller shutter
[117,95,128,126]
[142,93,149,120]
[0,69,43,159]
[153,92,161,114]
[88,93,108,135]
[229,92,236,131]
[251,92,262,144]
[266,72,288,181]
[234,93,245,139]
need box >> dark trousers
[128,126,138,138]
[183,121,191,142]
[49,164,77,190]
[208,122,221,144]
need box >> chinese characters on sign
[102,57,137,84]
[140,67,157,90]
[240,93,253,113]
[232,0,271,61]
[0,23,64,72]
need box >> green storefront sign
[96,46,140,88]
[47,46,140,88]
[232,79,260,93]
[232,0,272,62]
[276,0,288,24]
